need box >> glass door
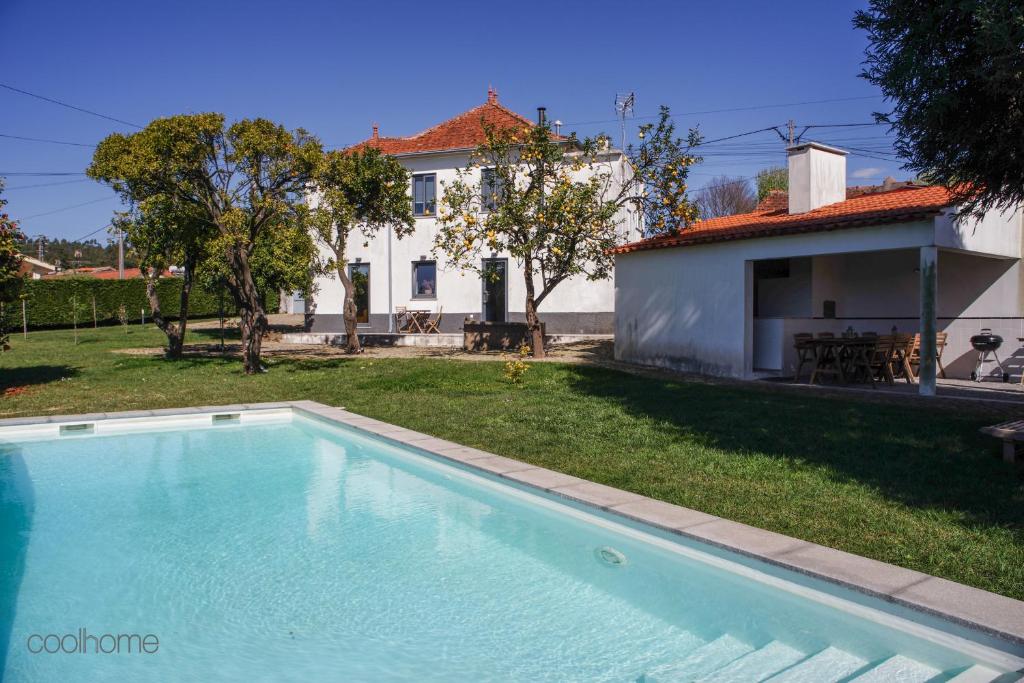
[481,259,507,322]
[348,263,370,324]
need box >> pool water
[0,411,1020,681]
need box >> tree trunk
[144,268,185,360]
[226,246,267,374]
[337,262,361,354]
[523,267,545,359]
[174,256,194,359]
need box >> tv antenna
[614,92,635,150]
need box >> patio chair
[423,307,443,334]
[793,333,816,382]
[890,333,916,383]
[869,335,897,384]
[908,333,947,379]
[394,305,409,332]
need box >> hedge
[9,277,280,330]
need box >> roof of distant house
[18,255,57,271]
[349,87,562,156]
[42,266,174,279]
[611,184,956,255]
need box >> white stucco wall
[309,149,638,332]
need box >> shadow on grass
[563,364,1024,530]
[0,366,77,393]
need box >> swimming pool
[1,404,1021,681]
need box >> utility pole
[537,106,547,210]
[117,225,125,279]
[788,119,795,146]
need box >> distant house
[612,142,1023,388]
[42,266,174,280]
[306,88,640,335]
[17,255,57,279]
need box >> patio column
[919,246,938,396]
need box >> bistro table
[400,310,432,333]
[808,337,878,388]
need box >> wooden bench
[980,419,1024,463]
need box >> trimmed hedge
[15,277,279,329]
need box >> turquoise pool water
[0,411,1020,682]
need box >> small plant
[117,304,128,335]
[503,343,531,386]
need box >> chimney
[371,123,379,140]
[487,85,498,104]
[786,142,847,214]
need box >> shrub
[18,277,279,329]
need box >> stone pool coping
[2,399,1023,650]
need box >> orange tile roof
[349,89,557,156]
[612,185,955,254]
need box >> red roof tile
[612,185,955,254]
[349,92,555,156]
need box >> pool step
[849,655,943,682]
[697,640,806,682]
[764,646,869,682]
[945,664,1009,682]
[642,634,754,681]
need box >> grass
[2,324,1023,599]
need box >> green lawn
[2,324,1023,599]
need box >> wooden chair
[869,335,897,384]
[890,333,916,383]
[793,333,816,382]
[394,306,408,332]
[423,307,443,334]
[908,332,947,379]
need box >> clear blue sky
[0,0,899,244]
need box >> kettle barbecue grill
[969,328,1010,382]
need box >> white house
[612,141,1024,392]
[305,89,640,335]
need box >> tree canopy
[695,176,757,218]
[88,113,321,372]
[854,0,1024,215]
[0,182,25,349]
[305,147,414,353]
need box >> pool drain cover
[595,546,627,567]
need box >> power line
[17,196,115,220]
[563,95,885,127]
[0,171,87,177]
[2,179,92,190]
[71,224,113,243]
[0,82,142,129]
[0,132,96,148]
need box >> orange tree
[434,107,699,357]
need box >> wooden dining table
[808,337,878,388]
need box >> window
[412,260,437,299]
[481,168,504,212]
[412,174,436,216]
[348,263,370,324]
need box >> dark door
[348,263,370,324]
[481,259,507,322]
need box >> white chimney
[787,142,847,214]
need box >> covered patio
[752,246,1024,391]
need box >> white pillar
[919,246,938,396]
[743,260,754,378]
